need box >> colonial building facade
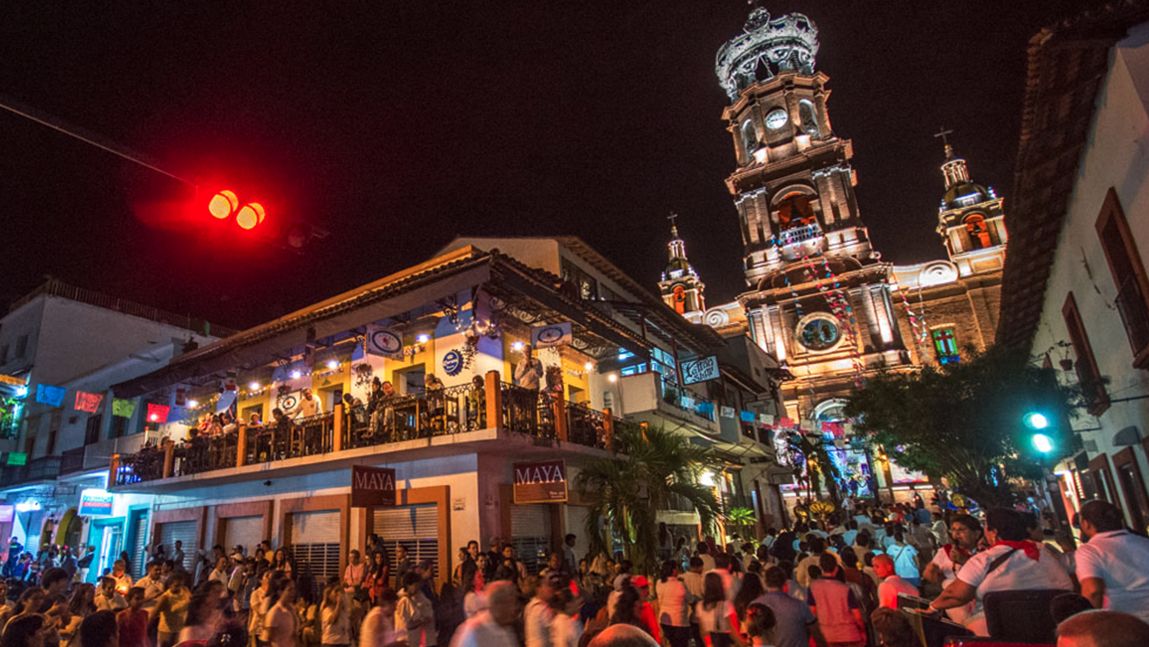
[660,7,1009,502]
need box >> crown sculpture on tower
[715,7,820,100]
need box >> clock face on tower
[765,109,788,130]
[797,315,841,351]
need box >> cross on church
[933,127,953,147]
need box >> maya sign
[513,460,568,504]
[351,465,397,507]
[78,488,115,516]
[681,355,720,385]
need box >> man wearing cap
[632,575,662,644]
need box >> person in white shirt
[524,575,556,647]
[655,560,691,647]
[134,561,164,612]
[320,580,353,647]
[873,554,919,609]
[886,529,921,588]
[450,581,520,647]
[264,578,299,647]
[359,590,398,647]
[927,507,1073,636]
[681,556,705,645]
[289,388,323,419]
[1055,608,1149,647]
[513,347,544,390]
[922,514,981,625]
[550,584,584,647]
[697,543,716,572]
[1075,500,1149,623]
[395,572,436,646]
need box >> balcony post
[161,439,174,478]
[236,424,247,467]
[602,408,614,452]
[485,370,503,431]
[108,453,120,487]
[553,390,568,442]
[333,403,344,452]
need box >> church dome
[942,181,991,210]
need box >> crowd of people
[0,496,1146,647]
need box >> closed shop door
[222,516,265,553]
[510,504,551,575]
[374,505,439,581]
[289,511,341,588]
[128,510,150,579]
[158,521,197,574]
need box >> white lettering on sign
[514,463,565,485]
[354,469,395,492]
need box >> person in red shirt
[117,586,150,647]
[631,576,663,644]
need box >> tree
[725,506,757,539]
[844,345,1079,507]
[575,423,721,572]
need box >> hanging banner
[759,413,775,425]
[513,460,568,504]
[531,322,573,349]
[681,355,721,385]
[365,325,404,359]
[74,391,104,414]
[351,465,397,507]
[777,417,795,428]
[35,384,66,407]
[146,403,170,423]
[216,390,237,413]
[112,399,136,419]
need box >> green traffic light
[1032,432,1054,454]
[1024,411,1050,430]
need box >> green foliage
[575,423,721,573]
[844,345,1079,507]
[725,506,756,535]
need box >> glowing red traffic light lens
[209,190,239,219]
[235,202,266,230]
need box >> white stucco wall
[1030,23,1149,515]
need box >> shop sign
[442,350,464,377]
[531,322,572,348]
[351,465,397,507]
[0,505,13,523]
[78,488,115,516]
[681,356,720,384]
[513,460,568,504]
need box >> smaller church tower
[659,215,706,319]
[934,130,1008,276]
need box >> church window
[1063,292,1109,415]
[776,192,817,230]
[741,121,757,158]
[799,100,819,136]
[797,315,840,351]
[964,214,991,249]
[930,327,960,364]
[672,285,687,314]
[1095,188,1149,367]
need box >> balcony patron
[288,388,323,420]
[514,346,544,391]
[343,393,367,429]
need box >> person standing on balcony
[514,346,544,422]
[425,374,445,433]
[289,389,323,420]
[466,376,485,430]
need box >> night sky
[0,1,1093,330]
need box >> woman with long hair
[695,572,743,647]
[744,603,776,647]
[320,578,352,647]
[367,550,389,604]
[462,559,487,619]
[272,549,293,576]
[175,591,224,647]
[733,570,765,634]
[61,584,97,646]
[655,560,690,647]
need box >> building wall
[1029,25,1149,527]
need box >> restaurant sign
[513,460,568,504]
[78,488,115,516]
[351,465,397,507]
[681,355,720,385]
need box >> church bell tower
[658,215,707,320]
[933,132,1008,277]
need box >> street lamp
[1031,432,1054,454]
[1023,412,1073,544]
[1024,411,1050,431]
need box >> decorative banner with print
[74,391,103,414]
[365,325,404,358]
[531,322,572,348]
[146,403,171,424]
[112,399,136,419]
[35,384,66,407]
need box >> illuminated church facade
[658,7,1007,499]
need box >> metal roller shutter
[289,511,341,589]
[129,512,150,579]
[158,521,198,574]
[373,505,439,581]
[510,504,551,575]
[222,516,265,554]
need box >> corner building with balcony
[679,7,1010,505]
[109,237,788,588]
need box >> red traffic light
[208,189,266,230]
